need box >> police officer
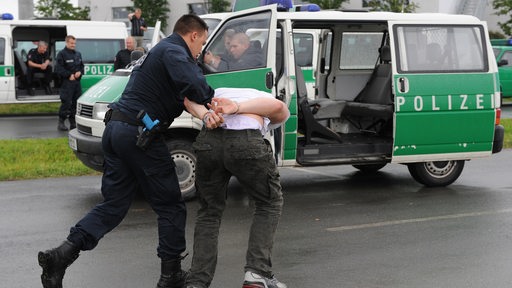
[55,35,83,131]
[26,41,53,95]
[114,36,136,70]
[38,14,223,288]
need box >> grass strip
[0,103,60,115]
[0,138,99,181]
[502,118,512,148]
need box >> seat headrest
[131,50,144,62]
[379,45,391,63]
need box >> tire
[407,160,465,187]
[352,163,386,173]
[166,138,197,200]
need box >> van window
[0,38,5,65]
[55,39,123,64]
[205,11,271,72]
[499,51,512,67]
[294,33,313,67]
[340,32,383,70]
[394,25,488,73]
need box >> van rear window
[394,25,488,73]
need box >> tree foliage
[364,0,419,13]
[308,0,348,10]
[210,0,231,13]
[35,0,90,20]
[132,0,170,31]
[493,0,512,36]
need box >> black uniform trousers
[67,120,187,260]
[58,79,81,120]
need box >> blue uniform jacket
[112,33,214,126]
[55,47,84,80]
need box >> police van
[69,4,504,200]
[0,19,127,104]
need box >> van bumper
[68,128,104,172]
[493,124,505,154]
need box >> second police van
[0,18,127,104]
[69,4,505,199]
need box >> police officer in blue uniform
[55,35,84,131]
[38,15,223,288]
[26,41,53,95]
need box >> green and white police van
[491,39,512,103]
[69,4,505,200]
[0,19,127,103]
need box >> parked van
[69,5,504,199]
[0,19,127,104]
[491,39,512,102]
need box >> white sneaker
[242,271,287,288]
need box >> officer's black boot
[38,240,80,288]
[69,117,76,130]
[156,258,187,288]
[57,118,68,131]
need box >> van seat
[342,45,394,130]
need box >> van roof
[276,10,483,23]
[0,19,127,27]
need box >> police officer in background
[55,35,83,131]
[114,36,136,70]
[26,41,53,95]
[38,14,223,288]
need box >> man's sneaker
[242,271,287,288]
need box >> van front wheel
[407,160,465,187]
[166,138,197,200]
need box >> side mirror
[498,59,509,67]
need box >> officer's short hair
[38,41,48,47]
[173,14,209,36]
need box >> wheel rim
[171,150,196,195]
[423,161,456,178]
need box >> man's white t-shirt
[215,88,285,135]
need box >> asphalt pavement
[1,150,512,287]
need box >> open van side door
[202,5,277,93]
[0,35,14,102]
[388,21,498,163]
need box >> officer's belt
[108,109,141,126]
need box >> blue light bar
[297,4,321,11]
[2,13,14,20]
[260,0,293,11]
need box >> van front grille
[78,103,93,118]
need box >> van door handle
[398,77,409,93]
[5,67,11,75]
[266,71,274,89]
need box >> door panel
[389,23,497,162]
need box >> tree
[210,0,231,13]
[132,0,170,31]
[364,0,419,13]
[308,0,348,10]
[35,0,90,20]
[493,0,512,36]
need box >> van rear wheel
[166,138,197,200]
[407,160,464,187]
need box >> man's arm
[212,97,290,124]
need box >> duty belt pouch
[103,109,113,124]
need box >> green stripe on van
[0,66,14,77]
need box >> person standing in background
[128,8,147,48]
[54,35,83,131]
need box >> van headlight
[92,102,110,120]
